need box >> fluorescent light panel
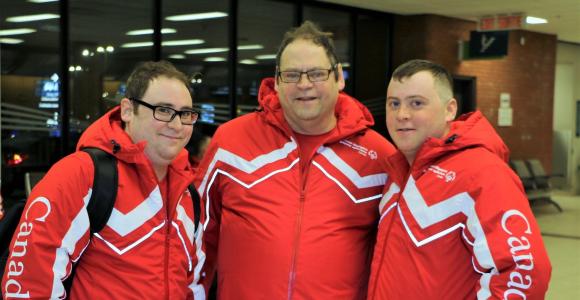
[126,28,176,35]
[6,13,59,22]
[121,39,204,48]
[204,57,226,62]
[166,12,227,21]
[121,41,153,48]
[0,38,24,44]
[185,47,228,54]
[184,44,263,55]
[237,44,264,50]
[255,54,276,60]
[240,59,258,65]
[0,28,36,36]
[526,16,548,24]
[163,39,204,46]
[169,54,186,59]
[27,0,58,2]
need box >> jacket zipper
[369,168,412,299]
[164,223,170,300]
[287,148,310,300]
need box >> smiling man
[2,61,205,299]
[195,21,396,299]
[367,59,552,299]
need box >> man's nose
[396,105,411,120]
[296,73,313,88]
[167,114,184,129]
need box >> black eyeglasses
[129,98,199,125]
[277,67,335,83]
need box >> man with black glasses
[2,61,205,299]
[195,21,396,299]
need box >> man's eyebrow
[280,67,328,71]
[154,101,194,110]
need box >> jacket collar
[257,77,374,143]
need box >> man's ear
[445,98,458,122]
[274,67,280,92]
[336,63,345,91]
[120,98,134,122]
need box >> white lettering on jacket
[501,209,533,299]
[4,197,52,298]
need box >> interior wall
[556,42,580,194]
[391,14,557,172]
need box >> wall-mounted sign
[36,73,60,109]
[469,31,509,58]
[479,13,524,31]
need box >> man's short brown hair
[276,21,340,81]
[392,59,453,101]
[125,60,191,113]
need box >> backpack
[0,147,201,292]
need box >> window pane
[1,0,61,199]
[69,0,154,151]
[237,0,295,112]
[303,6,352,93]
[163,0,229,126]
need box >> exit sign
[479,14,524,31]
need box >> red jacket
[195,78,396,299]
[2,107,204,299]
[368,111,551,299]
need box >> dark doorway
[453,75,476,116]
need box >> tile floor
[532,191,580,299]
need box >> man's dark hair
[276,21,340,81]
[392,59,454,100]
[125,60,191,113]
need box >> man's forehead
[279,41,331,67]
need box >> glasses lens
[180,111,199,125]
[154,107,175,122]
[308,70,330,82]
[281,72,300,83]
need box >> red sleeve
[467,165,551,299]
[193,134,223,295]
[2,153,94,299]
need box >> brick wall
[392,14,557,171]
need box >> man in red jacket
[2,61,204,299]
[195,21,396,299]
[368,59,552,299]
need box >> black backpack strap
[188,184,201,231]
[81,147,118,234]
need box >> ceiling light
[204,57,227,62]
[82,49,90,56]
[162,39,204,46]
[0,38,24,44]
[0,28,36,36]
[169,54,186,59]
[185,47,228,54]
[121,41,154,48]
[166,12,228,22]
[121,39,204,48]
[240,59,258,65]
[97,46,105,53]
[526,16,548,24]
[238,44,264,50]
[126,28,177,35]
[6,14,60,22]
[27,0,59,2]
[255,54,277,60]
[106,46,114,52]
